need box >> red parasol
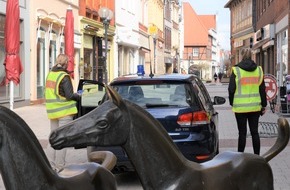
[3,0,23,85]
[64,6,74,78]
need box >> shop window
[84,48,93,80]
[0,14,22,101]
[49,41,56,70]
[37,38,45,99]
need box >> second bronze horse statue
[50,85,290,190]
[0,105,116,190]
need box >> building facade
[182,2,217,80]
[115,0,140,76]
[30,0,80,103]
[0,0,185,106]
[138,0,150,75]
[28,0,115,103]
[225,0,254,67]
[148,0,164,74]
[79,0,115,84]
[225,0,289,87]
[0,0,31,106]
[171,0,181,73]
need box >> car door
[193,78,219,152]
[76,79,106,118]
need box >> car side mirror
[213,96,226,105]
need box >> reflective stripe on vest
[232,66,263,113]
[45,71,77,119]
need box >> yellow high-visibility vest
[45,71,77,119]
[232,66,263,113]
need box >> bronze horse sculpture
[50,85,290,190]
[0,105,117,190]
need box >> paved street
[0,82,289,189]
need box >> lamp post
[98,7,113,84]
[149,25,158,77]
[152,34,157,74]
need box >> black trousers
[234,111,260,155]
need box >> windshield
[113,83,190,107]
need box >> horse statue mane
[50,85,290,190]
[0,105,117,190]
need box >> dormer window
[86,7,92,18]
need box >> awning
[139,46,150,53]
[252,38,272,50]
[262,40,274,50]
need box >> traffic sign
[264,74,278,101]
[148,25,158,35]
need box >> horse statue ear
[105,85,125,108]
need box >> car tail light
[196,154,210,160]
[177,111,209,126]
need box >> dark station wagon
[77,74,226,173]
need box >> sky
[185,0,231,50]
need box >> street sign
[264,74,278,101]
[148,25,158,35]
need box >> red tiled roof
[183,3,216,47]
[183,2,208,46]
[199,15,216,31]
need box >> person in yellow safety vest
[228,47,267,155]
[45,54,81,172]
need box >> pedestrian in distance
[214,72,218,83]
[173,67,178,73]
[45,54,81,171]
[228,47,267,155]
[218,72,223,83]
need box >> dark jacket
[228,58,267,108]
[51,66,80,102]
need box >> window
[37,38,45,99]
[192,79,212,110]
[92,11,98,21]
[113,84,190,107]
[165,0,171,21]
[86,7,92,18]
[164,27,171,50]
[0,14,23,101]
[193,48,199,57]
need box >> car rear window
[113,83,190,107]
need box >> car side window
[192,79,211,110]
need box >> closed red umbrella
[64,6,74,78]
[3,0,23,85]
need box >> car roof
[110,74,198,85]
